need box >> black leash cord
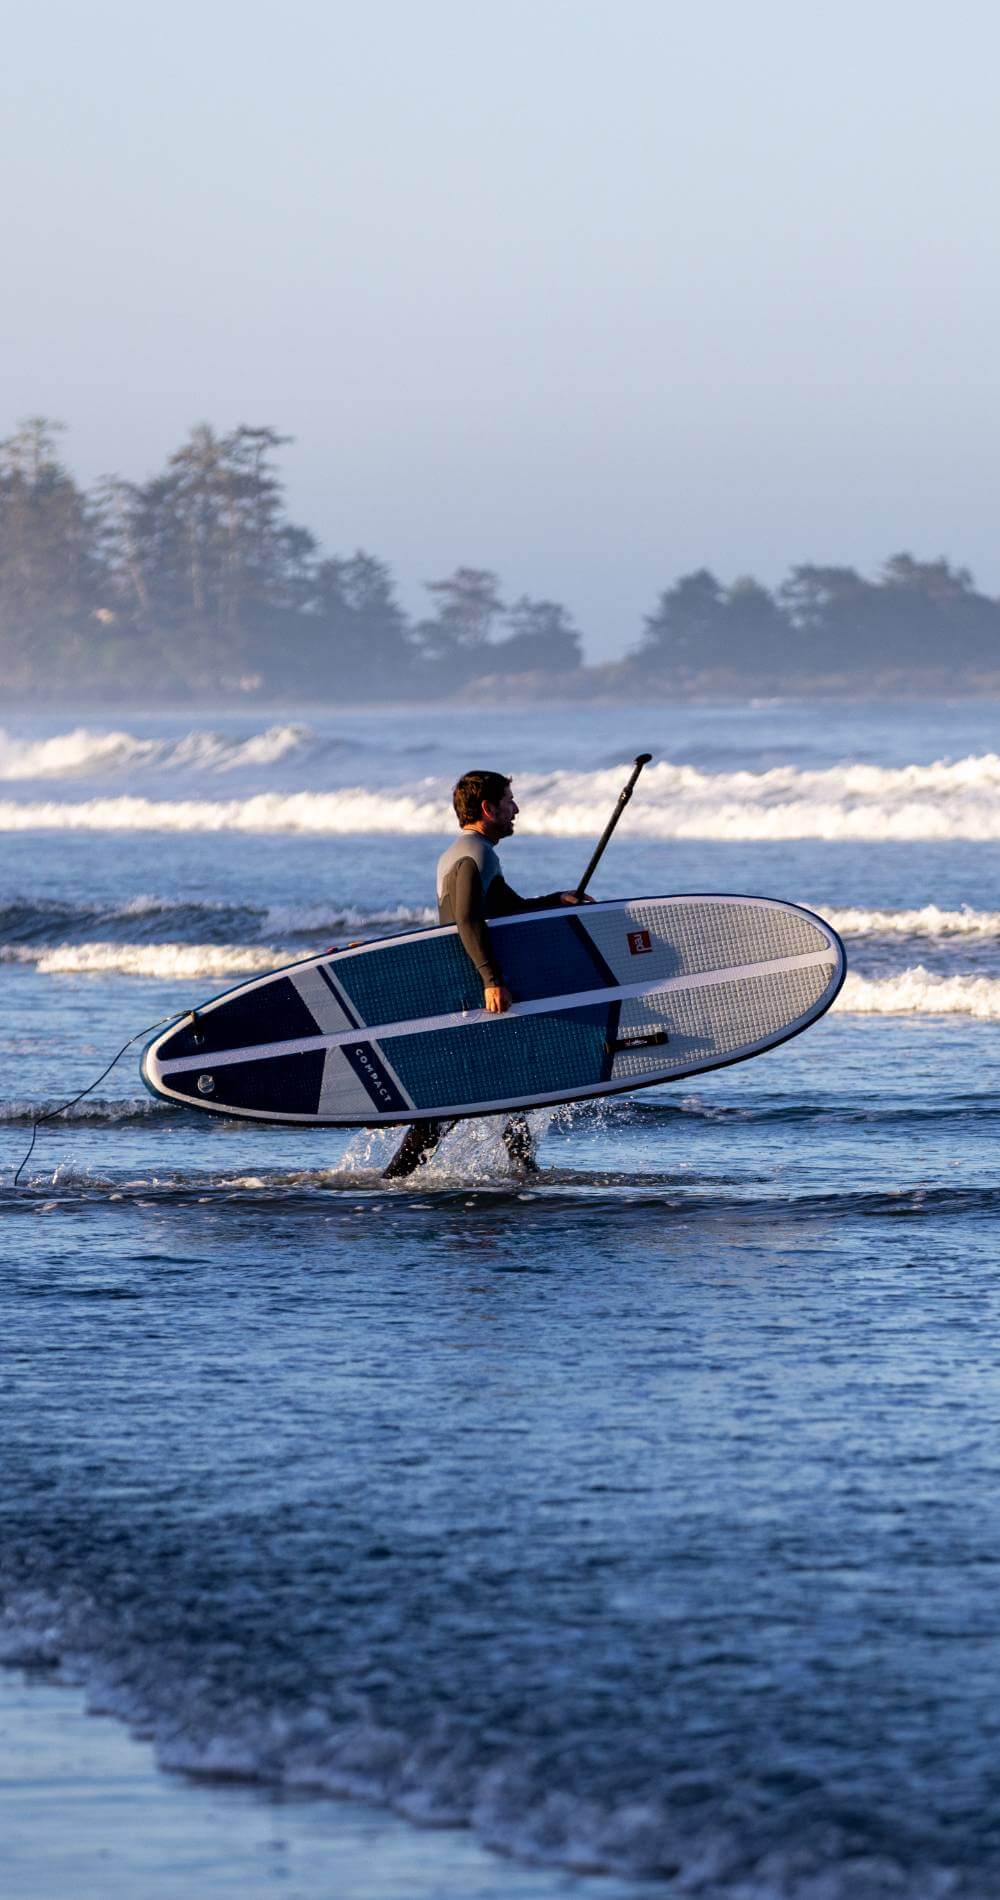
[12,1013,176,1188]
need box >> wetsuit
[436,830,565,981]
[382,833,565,1178]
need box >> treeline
[633,563,1000,689]
[2,417,999,701]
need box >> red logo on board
[627,929,652,955]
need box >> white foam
[0,723,316,780]
[5,753,1000,837]
[1,942,287,979]
[521,755,1000,842]
[825,904,1000,939]
[0,790,447,833]
[838,967,1000,1018]
[2,926,433,978]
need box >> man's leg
[382,1119,445,1180]
[501,1113,539,1175]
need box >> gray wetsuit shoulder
[436,831,565,990]
[436,833,503,986]
[436,833,502,912]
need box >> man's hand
[558,892,595,904]
[484,984,513,1014]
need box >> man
[383,769,592,1179]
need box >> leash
[12,1013,177,1187]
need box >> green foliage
[2,417,998,698]
[495,596,583,673]
[634,556,1000,685]
[416,568,506,675]
[0,419,103,686]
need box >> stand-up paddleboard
[140,896,845,1126]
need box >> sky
[2,0,998,660]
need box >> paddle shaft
[575,754,652,899]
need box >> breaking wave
[0,898,434,948]
[1,942,288,979]
[5,896,998,955]
[0,1585,962,1898]
[825,904,1000,939]
[5,752,1000,837]
[0,722,343,780]
[838,967,1000,1018]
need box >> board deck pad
[141,896,846,1125]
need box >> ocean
[2,698,1000,1898]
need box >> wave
[5,894,999,955]
[5,1088,994,1135]
[1,941,288,979]
[572,1092,1000,1127]
[0,721,338,781]
[4,1165,1000,1234]
[825,904,1000,939]
[5,751,1000,836]
[0,790,448,833]
[0,896,434,948]
[0,1096,168,1124]
[838,967,1000,1018]
[262,901,434,934]
[0,1603,961,1899]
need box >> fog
[3,0,998,659]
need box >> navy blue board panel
[167,1050,326,1116]
[336,914,614,1027]
[158,977,320,1061]
[336,932,478,1025]
[499,915,616,999]
[382,1003,612,1112]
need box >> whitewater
[6,726,1000,838]
[5,698,1000,1900]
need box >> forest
[2,418,998,702]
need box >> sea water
[2,699,1000,1898]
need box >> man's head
[453,769,518,841]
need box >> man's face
[483,785,518,838]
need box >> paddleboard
[140,895,845,1125]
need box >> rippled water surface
[3,701,1000,1897]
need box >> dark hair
[452,770,511,827]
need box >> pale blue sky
[3,0,997,657]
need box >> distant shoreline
[6,670,1000,711]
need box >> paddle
[574,753,652,899]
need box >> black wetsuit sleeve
[485,875,566,917]
[447,856,503,988]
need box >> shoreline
[5,687,1000,714]
[0,1667,643,1900]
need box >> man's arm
[448,855,505,991]
[485,876,591,915]
[445,863,588,1018]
